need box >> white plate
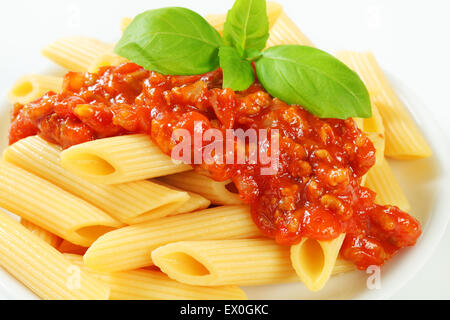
[0,67,449,299]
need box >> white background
[0,0,449,299]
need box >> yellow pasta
[21,219,62,248]
[0,162,122,246]
[152,238,353,287]
[205,1,283,34]
[127,190,210,225]
[152,239,296,286]
[88,52,129,73]
[362,101,385,134]
[158,171,242,205]
[364,157,410,212]
[8,75,63,104]
[60,134,192,184]
[290,234,346,292]
[335,51,432,159]
[0,212,109,300]
[42,37,114,72]
[4,136,191,224]
[266,12,314,47]
[65,254,247,300]
[84,205,262,272]
[174,191,211,215]
[120,17,133,32]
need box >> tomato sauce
[9,63,421,269]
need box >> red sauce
[9,63,421,269]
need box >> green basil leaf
[255,45,372,119]
[219,46,255,91]
[222,0,269,55]
[115,7,222,75]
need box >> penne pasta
[152,239,296,286]
[126,190,210,225]
[158,171,242,205]
[8,75,63,104]
[42,37,114,72]
[290,234,346,292]
[0,161,123,246]
[0,212,110,300]
[84,205,262,272]
[60,134,192,184]
[152,238,354,287]
[266,12,314,47]
[174,191,211,215]
[4,136,191,224]
[335,51,432,159]
[65,254,247,300]
[364,157,410,212]
[361,101,385,134]
[21,219,62,248]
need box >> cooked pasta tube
[364,157,410,212]
[174,191,211,215]
[266,12,314,47]
[205,1,283,34]
[152,238,353,288]
[361,101,385,134]
[84,205,262,272]
[8,75,63,104]
[21,219,62,248]
[290,234,346,292]
[158,171,242,205]
[4,136,190,224]
[127,190,210,225]
[0,162,122,246]
[0,212,110,300]
[65,254,247,300]
[60,134,192,184]
[335,51,432,159]
[42,37,114,72]
[88,52,129,73]
[152,239,296,286]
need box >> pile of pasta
[1,2,431,300]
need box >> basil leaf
[219,46,255,91]
[115,7,222,75]
[222,0,269,55]
[255,45,372,119]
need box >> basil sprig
[115,0,371,119]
